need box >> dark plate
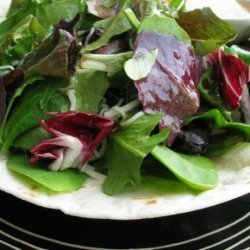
[0,191,249,250]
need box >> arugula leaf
[84,0,133,51]
[1,78,69,151]
[187,109,250,140]
[70,70,109,113]
[7,153,87,192]
[152,146,218,190]
[102,114,169,195]
[177,8,237,56]
[138,14,191,45]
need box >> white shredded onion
[120,111,145,127]
[66,89,77,111]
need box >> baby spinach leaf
[14,126,51,150]
[187,109,250,140]
[177,8,237,56]
[124,175,195,196]
[36,0,85,29]
[138,14,191,45]
[84,0,133,51]
[212,142,250,169]
[1,78,69,151]
[102,114,169,195]
[151,146,218,190]
[0,74,42,145]
[70,70,109,113]
[7,153,87,192]
[198,69,231,120]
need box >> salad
[0,0,249,199]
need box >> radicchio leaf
[30,112,116,171]
[20,15,81,77]
[204,49,250,109]
[134,31,201,144]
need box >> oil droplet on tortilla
[145,199,157,205]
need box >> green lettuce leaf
[1,0,84,65]
[0,0,35,44]
[0,15,47,65]
[84,0,133,51]
[138,14,191,45]
[151,146,218,190]
[177,7,237,56]
[1,78,69,151]
[7,153,87,192]
[102,114,169,195]
[6,0,25,17]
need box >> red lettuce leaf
[134,31,201,144]
[205,49,250,109]
[30,112,116,170]
[20,15,81,77]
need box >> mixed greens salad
[0,0,250,196]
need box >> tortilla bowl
[0,144,249,249]
[1,179,249,249]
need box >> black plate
[0,191,249,250]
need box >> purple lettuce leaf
[134,31,201,144]
[30,111,116,171]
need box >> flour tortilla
[0,148,249,220]
[0,1,249,220]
